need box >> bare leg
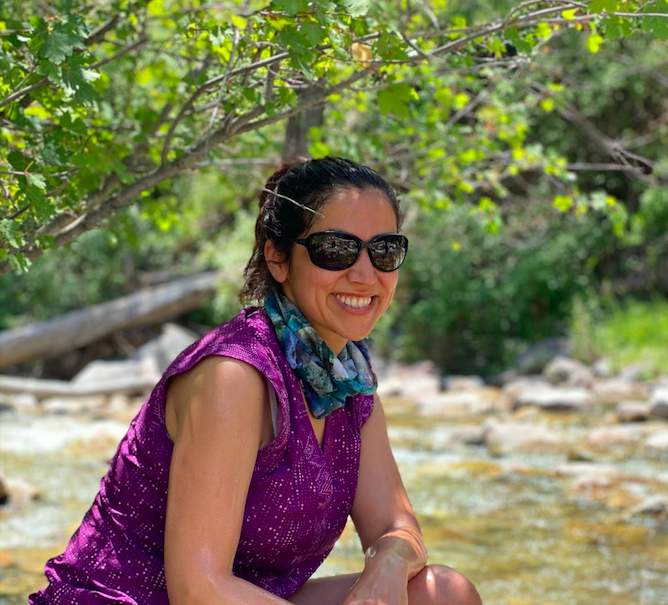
[288,565,482,605]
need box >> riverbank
[1,355,667,605]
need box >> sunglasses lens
[309,233,360,270]
[369,235,408,271]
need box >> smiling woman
[29,158,482,605]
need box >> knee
[411,564,483,605]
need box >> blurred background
[1,1,667,604]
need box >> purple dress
[29,307,374,604]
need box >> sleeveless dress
[29,306,374,604]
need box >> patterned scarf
[264,288,377,419]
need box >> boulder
[484,422,564,455]
[377,361,441,402]
[73,357,160,386]
[430,425,487,448]
[591,358,613,378]
[41,395,107,415]
[592,379,647,405]
[513,387,593,412]
[515,338,570,374]
[588,426,642,450]
[543,356,594,388]
[645,431,668,459]
[502,376,552,399]
[617,401,651,423]
[418,390,498,417]
[649,388,668,420]
[442,375,485,391]
[133,323,200,373]
[626,495,668,519]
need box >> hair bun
[259,157,309,209]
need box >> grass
[573,297,668,379]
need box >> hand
[342,558,409,605]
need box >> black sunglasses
[294,231,409,272]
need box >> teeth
[336,295,372,309]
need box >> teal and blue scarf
[264,288,377,419]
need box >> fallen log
[0,374,156,398]
[0,271,224,369]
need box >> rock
[588,426,642,450]
[617,401,651,423]
[73,357,160,386]
[484,422,564,455]
[555,462,620,479]
[0,472,9,505]
[430,425,487,448]
[134,323,200,373]
[645,431,668,458]
[591,358,613,378]
[543,356,594,388]
[0,471,39,506]
[592,379,647,405]
[502,376,552,399]
[377,361,441,402]
[626,495,668,519]
[41,395,107,415]
[442,375,485,391]
[418,390,498,417]
[3,392,38,410]
[649,388,668,420]
[515,338,570,374]
[513,387,593,412]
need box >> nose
[347,248,377,284]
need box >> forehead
[308,187,398,236]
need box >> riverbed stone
[73,357,161,386]
[418,390,498,417]
[133,323,199,373]
[41,395,108,415]
[588,425,643,450]
[378,361,441,402]
[484,422,564,455]
[644,431,668,459]
[592,379,647,405]
[502,376,552,399]
[0,472,8,505]
[515,337,570,373]
[442,375,485,391]
[617,401,651,423]
[543,356,594,388]
[649,388,668,420]
[625,495,668,519]
[513,387,593,412]
[555,462,620,479]
[431,425,487,448]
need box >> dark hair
[239,156,402,303]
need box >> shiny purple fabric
[30,307,374,604]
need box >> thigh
[287,574,359,605]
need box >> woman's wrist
[363,533,427,580]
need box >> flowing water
[1,399,667,605]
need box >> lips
[335,294,373,309]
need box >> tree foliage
[1,0,667,272]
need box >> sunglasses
[294,231,409,272]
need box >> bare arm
[164,356,291,605]
[346,393,427,604]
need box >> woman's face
[266,187,400,355]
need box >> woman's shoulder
[165,306,279,377]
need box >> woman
[30,157,482,605]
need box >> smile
[335,294,373,309]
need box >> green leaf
[553,195,573,211]
[587,33,604,53]
[7,151,32,171]
[60,57,100,103]
[272,0,308,14]
[339,0,370,17]
[642,0,668,41]
[38,17,87,64]
[590,0,617,13]
[27,172,47,190]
